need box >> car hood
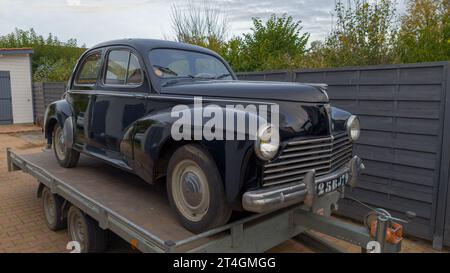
[160,80,329,103]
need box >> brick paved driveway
[0,125,446,253]
[0,129,69,252]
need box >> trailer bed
[7,148,394,253]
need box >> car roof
[91,38,218,56]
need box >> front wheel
[167,144,232,233]
[53,123,79,168]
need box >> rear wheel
[67,205,108,253]
[167,144,232,233]
[53,123,79,168]
[42,186,66,231]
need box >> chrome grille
[262,132,352,186]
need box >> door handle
[134,94,147,100]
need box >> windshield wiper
[153,65,178,76]
[162,73,230,87]
[215,73,231,79]
[162,74,196,87]
[192,73,231,80]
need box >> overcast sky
[0,0,406,48]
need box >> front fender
[120,109,187,184]
[44,99,74,147]
[121,105,261,209]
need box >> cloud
[0,0,406,47]
[169,0,337,41]
[66,0,81,7]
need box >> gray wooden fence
[33,82,67,125]
[32,61,450,248]
[237,61,450,249]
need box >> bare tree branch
[170,0,229,47]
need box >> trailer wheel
[167,144,232,233]
[53,123,79,168]
[67,206,107,253]
[42,187,66,231]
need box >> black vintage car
[44,39,364,233]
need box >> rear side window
[75,52,101,85]
[105,50,143,86]
[127,54,143,85]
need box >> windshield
[148,49,232,80]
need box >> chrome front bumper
[242,156,365,213]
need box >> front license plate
[316,172,349,196]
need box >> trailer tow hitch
[295,178,414,253]
[296,157,412,253]
[349,197,416,253]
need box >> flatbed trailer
[6,148,402,253]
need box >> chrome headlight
[346,115,360,142]
[255,124,280,161]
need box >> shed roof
[0,48,34,55]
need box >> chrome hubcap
[181,171,203,207]
[172,160,210,222]
[54,126,66,160]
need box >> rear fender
[44,100,74,148]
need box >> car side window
[105,50,129,85]
[126,53,143,85]
[105,50,143,86]
[75,51,101,85]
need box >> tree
[170,0,229,55]
[395,0,450,63]
[220,37,245,71]
[0,28,86,81]
[235,14,309,71]
[321,0,398,67]
[303,40,329,68]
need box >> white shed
[0,48,34,124]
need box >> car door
[92,47,149,160]
[69,49,103,150]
